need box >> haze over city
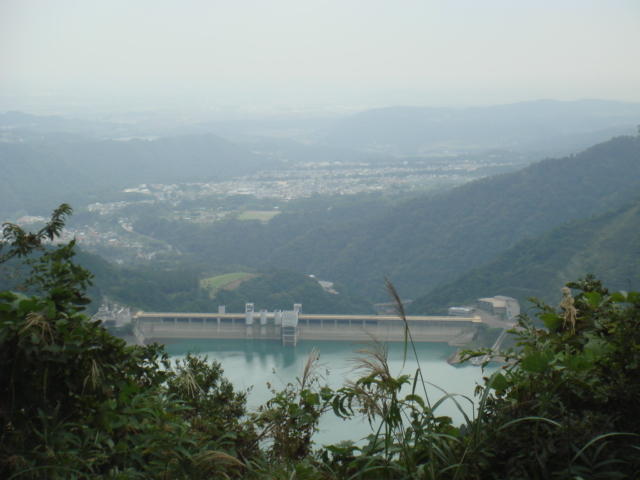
[2,0,639,118]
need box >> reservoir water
[161,338,498,445]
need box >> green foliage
[409,196,640,314]
[132,190,403,278]
[4,204,640,479]
[213,268,376,314]
[252,348,333,463]
[165,352,258,458]
[236,210,281,222]
[55,248,218,315]
[1,204,73,263]
[0,206,250,479]
[464,275,640,478]
[200,272,256,294]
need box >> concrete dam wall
[134,312,482,346]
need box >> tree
[0,205,249,479]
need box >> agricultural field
[236,210,281,222]
[200,272,258,296]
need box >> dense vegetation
[123,136,640,310]
[408,196,640,314]
[132,190,411,269]
[262,136,640,301]
[2,206,639,478]
[0,247,214,315]
[1,217,379,316]
[212,269,376,314]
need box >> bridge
[133,309,483,346]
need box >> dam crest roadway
[133,308,484,347]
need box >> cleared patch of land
[200,272,257,296]
[237,210,281,222]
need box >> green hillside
[408,197,640,314]
[266,135,640,300]
[212,269,376,314]
[237,210,281,222]
[132,191,407,271]
[9,249,374,316]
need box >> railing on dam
[133,312,482,346]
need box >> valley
[2,105,639,320]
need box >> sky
[1,0,639,113]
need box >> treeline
[71,250,375,315]
[1,191,407,315]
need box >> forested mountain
[1,244,375,315]
[213,269,375,314]
[5,117,639,313]
[0,111,123,139]
[130,135,640,304]
[132,191,406,270]
[323,99,640,155]
[266,136,640,300]
[0,247,213,314]
[408,197,640,314]
[0,133,272,218]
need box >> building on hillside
[477,296,520,320]
[318,280,338,294]
[94,301,132,327]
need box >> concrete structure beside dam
[133,303,482,346]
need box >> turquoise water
[162,338,498,445]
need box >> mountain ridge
[0,133,272,218]
[266,135,640,301]
[407,196,640,314]
[322,99,640,155]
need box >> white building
[477,296,520,320]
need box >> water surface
[162,338,498,445]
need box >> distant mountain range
[322,99,640,155]
[3,99,639,157]
[0,133,272,218]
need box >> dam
[133,303,482,346]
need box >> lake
[161,338,498,445]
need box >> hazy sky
[1,0,639,110]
